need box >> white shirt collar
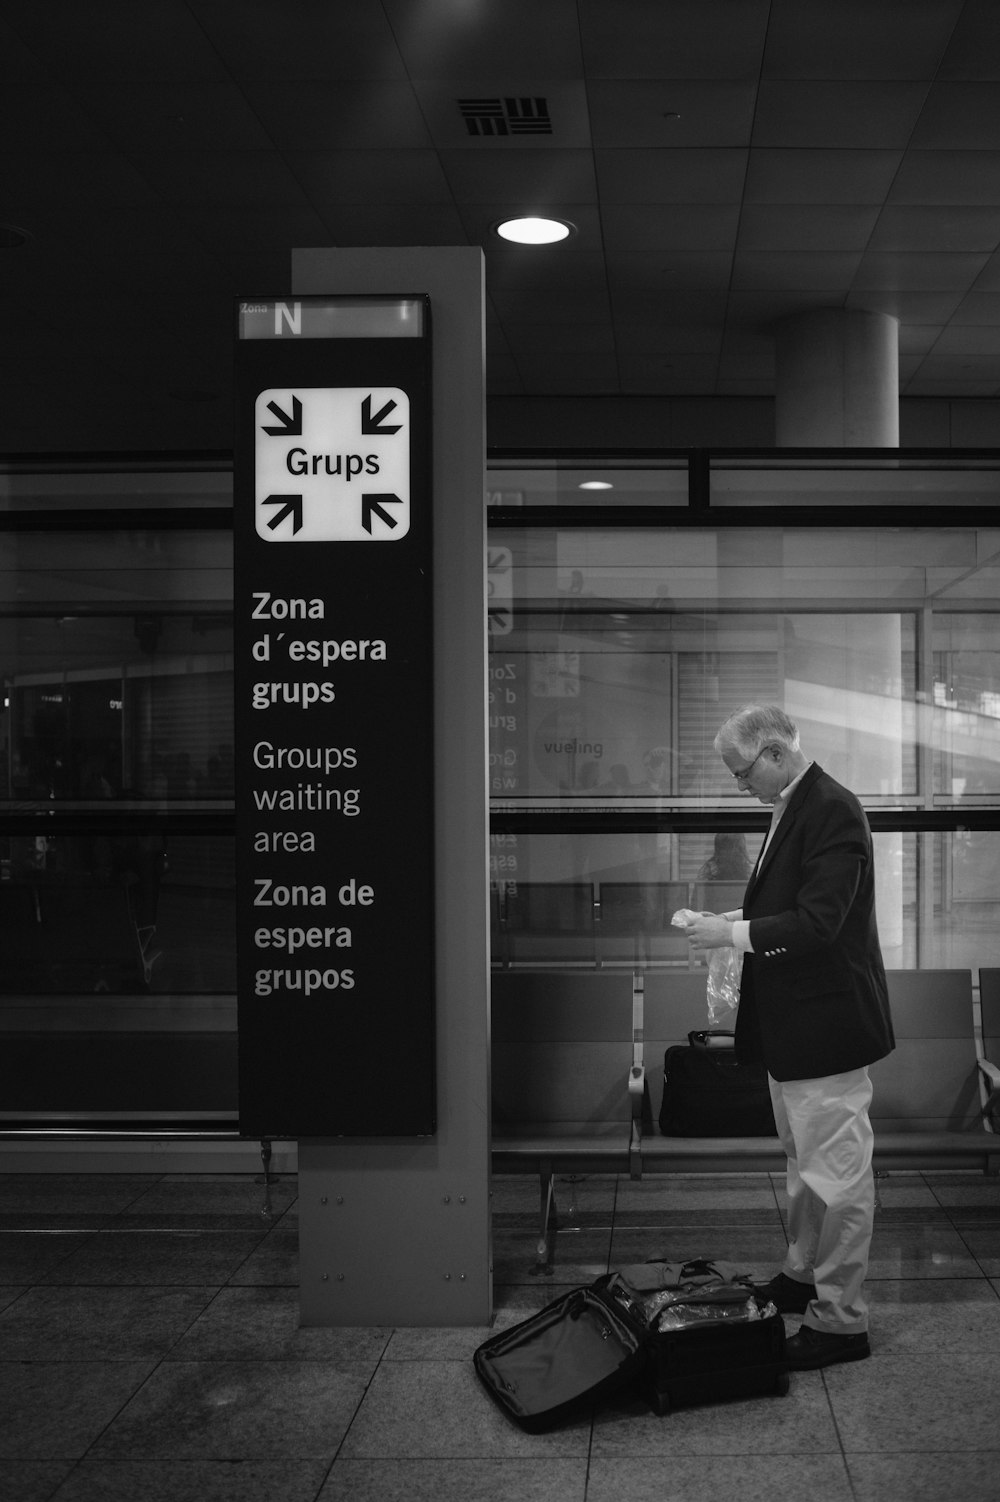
[773,760,812,812]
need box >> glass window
[709,453,1000,509]
[487,456,690,508]
[488,518,1000,976]
[0,509,235,1128]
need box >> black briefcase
[659,1030,777,1136]
[641,1280,789,1415]
[473,1276,648,1432]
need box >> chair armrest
[628,1062,646,1120]
[978,1058,1000,1089]
[977,1058,1000,1131]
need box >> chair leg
[257,1137,275,1220]
[533,1162,557,1274]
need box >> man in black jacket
[685,704,895,1370]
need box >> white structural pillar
[292,247,491,1325]
[774,308,899,448]
[774,305,903,964]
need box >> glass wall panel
[0,459,232,512]
[0,513,235,1126]
[487,457,689,508]
[488,519,1000,976]
[710,454,1000,509]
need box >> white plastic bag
[706,946,742,1025]
[671,907,743,1025]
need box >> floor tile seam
[951,1223,999,1274]
[820,1370,866,1501]
[115,1174,171,1217]
[326,1328,398,1473]
[840,1448,1000,1456]
[157,1282,230,1359]
[59,1352,166,1469]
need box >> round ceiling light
[494,216,574,245]
[579,480,613,490]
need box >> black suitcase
[659,1030,777,1136]
[640,1279,789,1415]
[473,1275,648,1432]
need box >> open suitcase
[473,1275,648,1432]
[474,1262,788,1428]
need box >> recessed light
[579,480,613,490]
[494,216,575,245]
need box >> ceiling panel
[761,0,964,79]
[730,252,863,291]
[588,80,757,149]
[910,81,1000,148]
[745,149,903,204]
[11,0,229,80]
[737,205,881,253]
[888,150,1000,203]
[383,0,584,79]
[1,0,999,451]
[282,149,454,206]
[81,80,277,155]
[579,0,769,80]
[853,251,992,290]
[606,250,734,294]
[601,203,741,253]
[193,0,408,81]
[241,80,436,151]
[615,321,723,355]
[439,148,598,204]
[951,291,1000,322]
[502,323,616,355]
[595,149,747,203]
[129,151,316,209]
[939,0,1000,78]
[869,205,1000,252]
[752,82,929,149]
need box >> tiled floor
[1,1167,999,1501]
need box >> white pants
[768,1067,875,1335]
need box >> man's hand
[683,912,734,951]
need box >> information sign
[234,295,434,1137]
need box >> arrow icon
[362,493,402,533]
[262,494,303,534]
[361,395,402,435]
[262,396,302,436]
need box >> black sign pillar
[237,251,491,1327]
[235,296,435,1137]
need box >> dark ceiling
[3,0,1000,454]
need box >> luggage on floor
[473,1275,648,1432]
[474,1263,789,1429]
[658,1029,777,1136]
[614,1256,755,1294]
[640,1277,789,1415]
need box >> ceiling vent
[457,97,552,137]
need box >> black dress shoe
[785,1325,870,1370]
[754,1272,816,1314]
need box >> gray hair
[714,704,800,761]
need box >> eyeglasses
[730,746,771,783]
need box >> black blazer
[735,762,895,1083]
